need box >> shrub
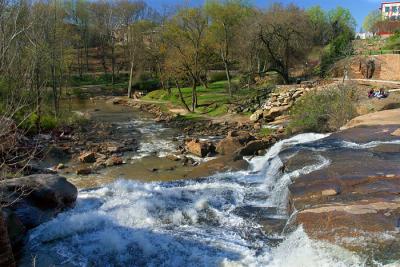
[19,113,59,133]
[259,127,274,138]
[224,82,240,93]
[384,31,400,50]
[288,84,357,133]
[208,71,228,83]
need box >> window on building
[393,6,398,12]
[385,6,390,12]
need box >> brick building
[381,1,400,20]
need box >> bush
[19,113,59,133]
[288,84,357,133]
[384,31,400,50]
[259,127,274,138]
[224,82,240,93]
[208,71,228,83]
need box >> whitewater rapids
[22,133,368,267]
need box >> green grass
[143,80,258,119]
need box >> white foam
[24,132,377,266]
[341,139,400,149]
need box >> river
[20,100,399,266]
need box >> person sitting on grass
[368,88,375,98]
[375,88,388,99]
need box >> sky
[146,0,384,30]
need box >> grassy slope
[143,80,257,119]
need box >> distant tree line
[0,0,356,118]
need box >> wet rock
[287,126,400,258]
[76,168,92,175]
[0,174,77,211]
[236,139,273,157]
[56,163,65,170]
[166,154,180,161]
[391,128,400,136]
[78,151,96,163]
[0,172,77,259]
[216,131,255,155]
[185,139,215,158]
[105,156,124,167]
[186,155,249,179]
[321,189,339,196]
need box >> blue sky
[146,0,383,30]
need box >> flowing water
[23,100,400,266]
[22,132,372,267]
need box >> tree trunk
[111,38,115,86]
[51,64,58,117]
[128,60,134,98]
[191,79,197,112]
[199,76,208,89]
[175,80,190,112]
[223,60,232,97]
[35,63,42,132]
[0,210,15,267]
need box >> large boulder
[0,174,77,261]
[216,131,255,155]
[0,174,77,211]
[286,127,400,261]
[263,105,291,122]
[236,139,274,157]
[185,139,215,158]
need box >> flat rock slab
[285,125,400,262]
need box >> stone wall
[250,86,309,123]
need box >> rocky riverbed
[2,97,400,266]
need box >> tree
[319,7,356,76]
[258,4,313,83]
[363,10,382,34]
[126,20,154,98]
[205,0,249,96]
[66,0,91,76]
[307,6,330,45]
[163,8,209,112]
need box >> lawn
[143,80,259,118]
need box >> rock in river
[0,174,77,260]
[185,139,215,158]
[78,151,96,163]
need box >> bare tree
[258,4,313,83]
[163,8,209,112]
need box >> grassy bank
[143,80,259,119]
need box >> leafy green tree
[307,6,330,45]
[319,7,356,76]
[205,0,250,96]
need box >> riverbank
[3,91,400,266]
